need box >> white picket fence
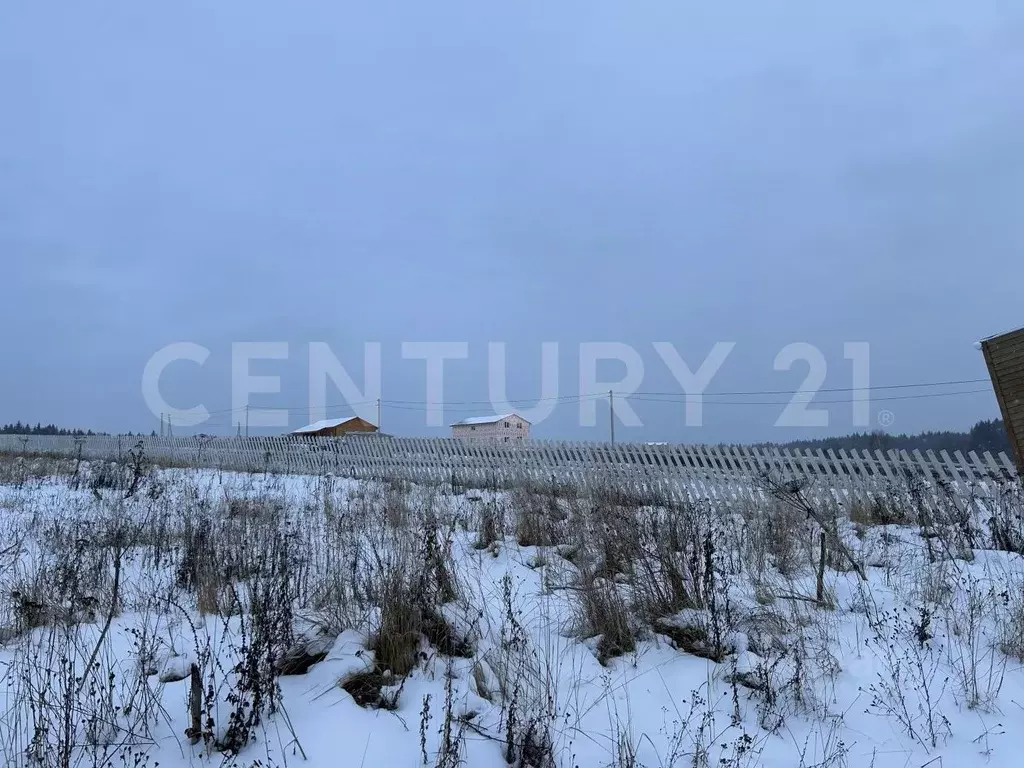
[1,434,1018,506]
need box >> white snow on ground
[1,458,1024,767]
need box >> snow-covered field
[2,454,1024,768]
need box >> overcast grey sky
[2,0,1023,442]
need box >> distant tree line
[764,418,1012,457]
[0,418,1015,457]
[0,422,106,436]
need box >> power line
[381,394,601,410]
[181,378,991,416]
[200,393,598,416]
[195,400,377,417]
[184,388,990,432]
[381,401,576,415]
[630,388,991,406]
[632,377,990,398]
[355,383,992,412]
[380,393,605,406]
[164,377,994,433]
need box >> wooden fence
[1,434,1018,506]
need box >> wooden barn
[980,326,1024,474]
[289,416,378,438]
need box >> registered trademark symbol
[877,409,895,428]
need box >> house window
[517,422,522,429]
[504,436,509,442]
[504,421,510,428]
[470,425,475,431]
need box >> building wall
[451,415,530,443]
[982,327,1024,473]
[300,418,379,438]
[328,419,378,437]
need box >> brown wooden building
[289,416,378,438]
[980,326,1024,474]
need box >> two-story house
[450,413,530,443]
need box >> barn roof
[450,413,530,427]
[292,416,361,434]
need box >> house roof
[292,416,362,434]
[450,413,530,427]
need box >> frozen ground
[1,455,1024,767]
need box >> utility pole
[167,416,173,437]
[236,421,242,438]
[377,397,382,430]
[159,413,164,437]
[609,389,615,445]
[245,404,249,438]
